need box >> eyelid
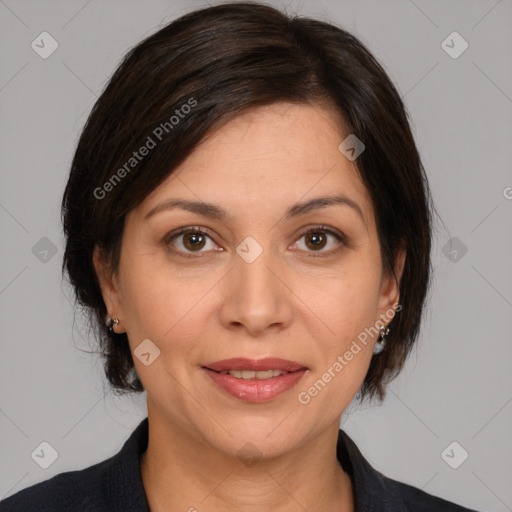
[164,224,346,257]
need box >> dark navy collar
[105,417,405,512]
[336,426,407,512]
[105,417,470,512]
[105,417,150,511]
[0,416,478,511]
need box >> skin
[94,101,405,512]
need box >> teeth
[219,369,288,379]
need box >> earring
[107,317,119,335]
[373,324,390,355]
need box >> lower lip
[202,368,307,402]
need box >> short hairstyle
[62,1,433,402]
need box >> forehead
[135,102,373,225]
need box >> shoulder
[0,456,113,512]
[0,418,151,512]
[336,428,480,512]
[383,474,480,511]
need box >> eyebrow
[144,194,366,226]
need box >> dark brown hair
[62,1,433,401]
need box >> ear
[92,246,123,322]
[376,245,406,321]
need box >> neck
[140,410,354,512]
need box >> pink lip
[202,358,308,403]
[203,357,306,372]
[202,368,307,402]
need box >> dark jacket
[0,417,479,511]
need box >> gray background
[1,0,511,510]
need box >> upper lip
[203,358,307,372]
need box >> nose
[218,246,294,337]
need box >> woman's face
[95,102,403,458]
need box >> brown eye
[166,227,218,255]
[182,232,207,251]
[304,232,328,251]
[293,226,345,255]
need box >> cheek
[294,256,382,405]
[295,275,379,411]
[118,268,212,406]
[118,250,219,368]
[312,289,378,382]
[301,259,382,342]
[121,269,202,341]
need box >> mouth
[201,358,308,402]
[203,357,306,373]
[213,368,293,380]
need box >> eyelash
[164,224,346,259]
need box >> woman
[0,2,481,511]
